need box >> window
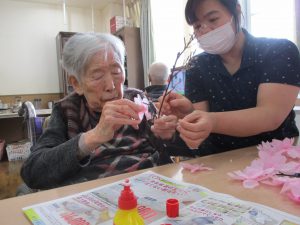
[241,0,296,44]
[151,0,190,69]
[151,0,298,70]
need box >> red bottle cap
[166,198,179,218]
[118,179,138,210]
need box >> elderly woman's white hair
[62,32,125,81]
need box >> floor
[0,160,23,200]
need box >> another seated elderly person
[144,62,169,102]
[21,33,177,190]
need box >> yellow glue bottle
[113,179,145,225]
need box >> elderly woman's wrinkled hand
[151,115,178,140]
[177,110,215,149]
[93,99,144,143]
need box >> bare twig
[157,34,195,118]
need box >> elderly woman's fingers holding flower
[92,99,145,143]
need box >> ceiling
[10,0,126,10]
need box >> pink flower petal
[287,193,300,203]
[261,177,286,186]
[144,111,152,120]
[233,170,249,179]
[243,179,259,189]
[227,172,245,181]
[287,148,300,159]
[134,94,150,121]
[281,180,300,203]
[279,161,300,174]
[281,180,300,196]
[228,138,300,203]
[181,162,213,173]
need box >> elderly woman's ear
[69,76,84,95]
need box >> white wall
[101,3,123,32]
[0,0,123,95]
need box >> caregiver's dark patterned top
[185,29,300,155]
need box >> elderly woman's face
[76,49,125,112]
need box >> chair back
[19,101,46,146]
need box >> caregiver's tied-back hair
[185,0,240,32]
[61,32,125,81]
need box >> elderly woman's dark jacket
[21,88,174,189]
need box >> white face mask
[197,17,237,55]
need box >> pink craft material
[180,162,213,173]
[280,179,300,203]
[227,138,300,203]
[133,94,152,121]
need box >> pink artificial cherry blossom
[228,138,300,203]
[280,179,300,203]
[181,162,213,173]
[133,94,149,120]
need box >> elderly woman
[21,33,177,189]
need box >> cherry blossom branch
[157,34,195,118]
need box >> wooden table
[0,146,299,224]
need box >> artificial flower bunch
[228,138,300,203]
[133,94,152,121]
[181,162,213,173]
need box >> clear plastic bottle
[113,179,145,225]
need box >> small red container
[166,198,179,218]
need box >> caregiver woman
[158,0,300,155]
